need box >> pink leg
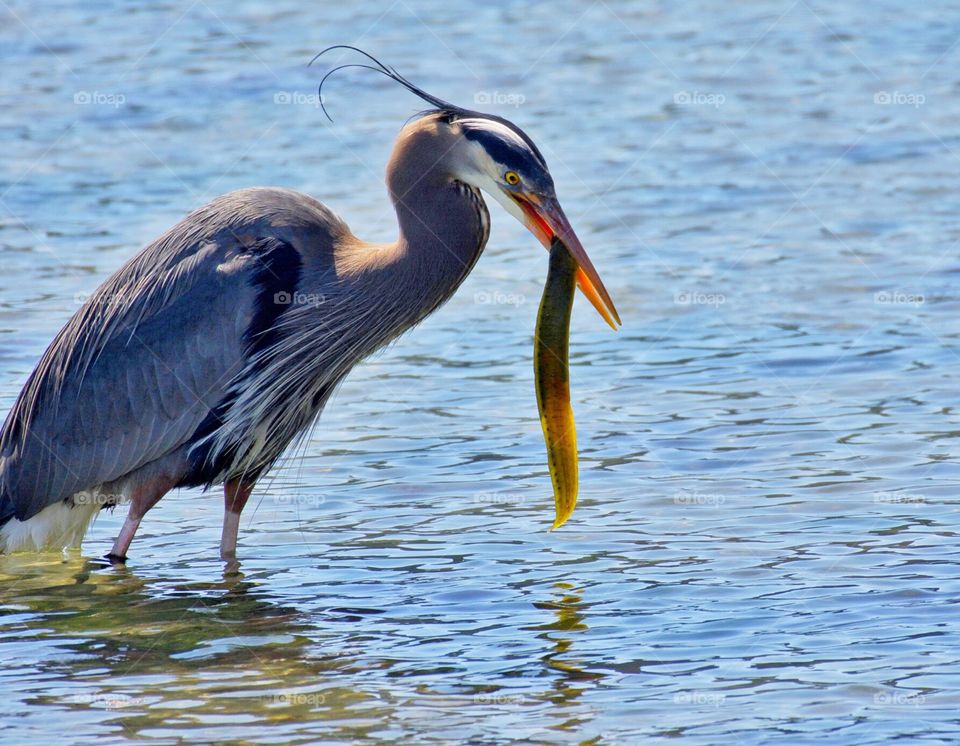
[107,476,177,563]
[220,479,255,561]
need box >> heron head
[314,46,619,328]
[446,113,619,329]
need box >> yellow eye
[504,171,520,186]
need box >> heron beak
[511,193,621,330]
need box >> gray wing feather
[2,240,249,519]
[0,187,345,521]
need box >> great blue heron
[0,48,619,563]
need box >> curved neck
[375,121,489,322]
[392,179,488,296]
[331,118,490,347]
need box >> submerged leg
[220,479,254,561]
[106,476,177,563]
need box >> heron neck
[384,177,489,324]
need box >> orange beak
[512,194,621,330]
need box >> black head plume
[310,45,547,167]
[310,45,468,122]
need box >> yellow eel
[534,237,579,529]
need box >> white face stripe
[448,152,523,221]
[447,118,536,225]
[467,169,527,224]
[457,117,531,153]
[454,118,538,181]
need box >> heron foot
[103,552,128,565]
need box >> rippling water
[2,1,960,743]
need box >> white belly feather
[0,491,112,552]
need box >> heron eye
[504,171,521,186]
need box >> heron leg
[220,479,255,561]
[106,476,176,563]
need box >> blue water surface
[1,1,959,743]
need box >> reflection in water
[536,582,602,692]
[533,582,604,735]
[0,555,392,742]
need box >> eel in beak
[534,237,581,529]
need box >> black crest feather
[310,45,546,167]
